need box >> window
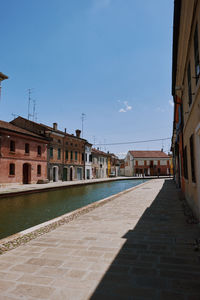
[194,24,200,83]
[37,146,41,156]
[85,154,88,162]
[190,134,196,182]
[82,153,84,161]
[50,147,53,158]
[25,143,29,154]
[75,151,78,161]
[66,142,68,145]
[187,62,192,106]
[10,140,15,152]
[71,151,73,160]
[9,163,15,175]
[37,165,41,176]
[75,144,77,147]
[58,139,61,144]
[65,150,68,160]
[58,148,61,160]
[89,154,92,162]
[183,146,188,179]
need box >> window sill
[9,151,15,154]
[9,175,15,177]
[24,153,30,156]
[37,174,41,177]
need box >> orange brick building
[0,121,48,185]
[11,117,88,181]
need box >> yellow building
[172,0,200,219]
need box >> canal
[0,179,148,240]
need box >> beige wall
[176,0,200,219]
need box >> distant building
[92,148,108,179]
[125,151,171,177]
[171,0,200,219]
[0,120,48,185]
[119,159,125,176]
[85,142,92,179]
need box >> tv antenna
[81,113,86,138]
[27,88,34,120]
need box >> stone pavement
[0,179,200,300]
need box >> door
[53,167,58,182]
[63,168,68,181]
[23,163,31,184]
[70,167,73,181]
[77,168,82,180]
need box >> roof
[12,116,89,143]
[92,148,110,157]
[0,120,46,140]
[0,72,8,81]
[129,151,169,158]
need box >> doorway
[63,168,68,181]
[23,163,31,184]
[53,166,58,182]
[70,167,73,181]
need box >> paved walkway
[0,179,200,299]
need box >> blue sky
[1,0,174,156]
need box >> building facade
[125,151,170,177]
[92,148,108,179]
[85,142,92,179]
[171,0,200,219]
[11,117,89,182]
[0,121,48,185]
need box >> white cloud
[169,99,174,107]
[118,100,132,113]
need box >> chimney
[76,129,81,138]
[53,123,57,130]
[161,148,163,152]
[64,128,67,133]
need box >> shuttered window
[190,134,196,182]
[183,146,188,179]
[194,24,200,83]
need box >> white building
[85,142,92,179]
[125,151,171,177]
[92,148,108,179]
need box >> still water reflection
[0,179,147,239]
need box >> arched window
[37,146,41,156]
[37,165,41,176]
[25,143,29,154]
[10,140,15,152]
[9,163,15,175]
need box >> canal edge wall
[0,179,152,255]
[0,176,172,198]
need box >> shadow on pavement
[90,179,200,300]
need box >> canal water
[0,179,148,240]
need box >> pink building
[0,120,48,185]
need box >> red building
[0,121,48,185]
[125,150,171,176]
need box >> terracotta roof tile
[129,150,169,158]
[0,120,46,140]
